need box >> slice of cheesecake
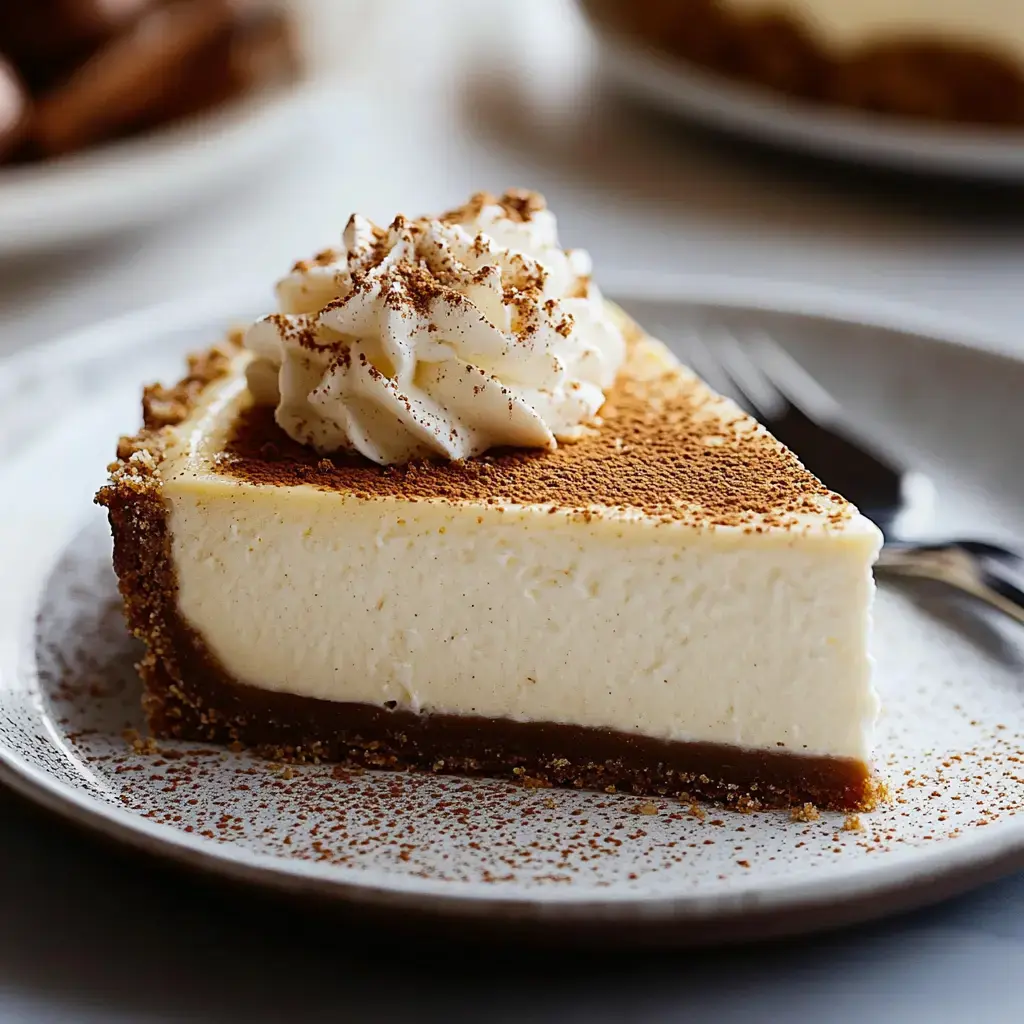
[98,305,882,811]
[99,190,882,811]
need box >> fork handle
[876,540,1024,626]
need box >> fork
[679,324,1024,625]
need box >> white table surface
[2,2,1024,1019]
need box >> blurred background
[2,0,1024,362]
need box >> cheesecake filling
[160,346,881,765]
[168,490,879,762]
[724,0,1024,63]
[243,189,626,466]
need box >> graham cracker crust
[588,0,1024,126]
[96,327,877,813]
[148,609,876,812]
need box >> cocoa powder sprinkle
[217,322,846,529]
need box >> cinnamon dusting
[219,321,847,530]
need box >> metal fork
[681,324,1024,625]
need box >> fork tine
[674,325,742,406]
[678,324,784,424]
[736,325,908,479]
[741,328,842,426]
[707,326,790,424]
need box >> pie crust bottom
[145,633,877,812]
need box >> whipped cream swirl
[243,190,626,465]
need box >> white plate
[0,82,329,257]
[2,280,1024,944]
[590,24,1024,181]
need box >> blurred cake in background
[584,0,1024,125]
[0,0,300,165]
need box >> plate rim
[0,79,334,256]
[587,20,1024,180]
[3,276,1024,933]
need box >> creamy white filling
[725,0,1024,63]
[167,488,878,760]
[160,340,881,763]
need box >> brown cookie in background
[125,6,300,134]
[0,0,161,91]
[31,0,240,156]
[0,55,30,161]
[2,0,300,163]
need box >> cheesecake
[589,0,1024,125]
[98,190,883,811]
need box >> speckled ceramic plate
[588,20,1024,181]
[2,279,1024,944]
